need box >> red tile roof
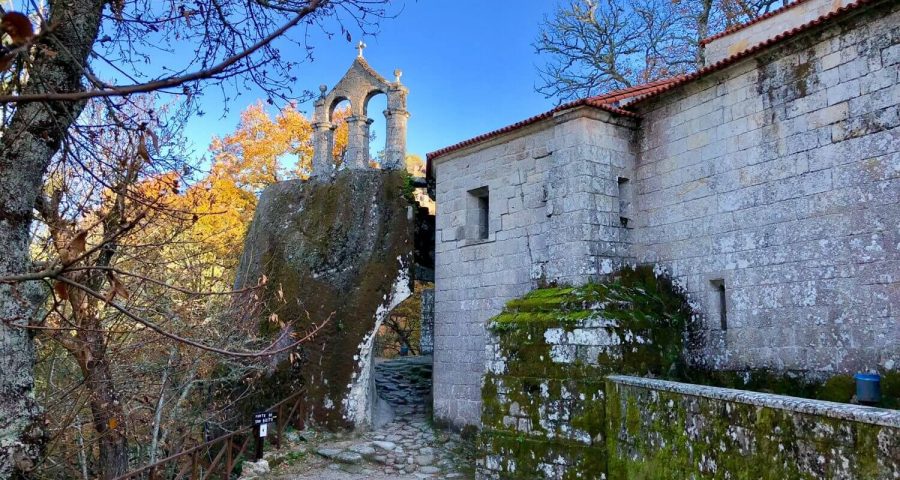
[699,0,814,46]
[426,0,881,163]
[625,0,878,105]
[426,79,677,162]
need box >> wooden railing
[115,389,306,480]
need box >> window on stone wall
[617,177,632,229]
[467,186,490,241]
[710,279,727,330]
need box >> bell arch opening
[329,98,352,168]
[364,90,388,167]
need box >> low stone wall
[477,269,900,479]
[477,268,694,479]
[606,375,900,479]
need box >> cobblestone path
[248,356,475,479]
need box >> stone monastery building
[426,0,900,428]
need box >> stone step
[374,356,433,413]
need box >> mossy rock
[232,170,415,428]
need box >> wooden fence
[114,389,306,480]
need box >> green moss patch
[479,265,898,479]
[479,266,695,478]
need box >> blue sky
[184,0,562,161]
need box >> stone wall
[477,269,694,479]
[702,0,856,65]
[419,288,434,355]
[631,1,900,373]
[432,111,638,428]
[477,276,900,479]
[606,375,900,479]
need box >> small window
[467,186,490,241]
[618,177,632,229]
[710,279,727,330]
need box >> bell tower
[311,43,409,179]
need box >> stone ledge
[607,374,900,427]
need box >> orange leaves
[1,11,35,72]
[54,281,70,301]
[209,101,315,190]
[71,231,87,256]
[58,229,88,263]
[1,12,34,44]
[331,106,351,164]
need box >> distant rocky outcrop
[234,169,415,429]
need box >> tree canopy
[534,0,784,102]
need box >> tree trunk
[81,350,129,480]
[0,0,105,475]
[696,0,715,66]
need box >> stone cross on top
[357,40,366,58]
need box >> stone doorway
[371,284,434,427]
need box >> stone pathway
[248,356,474,479]
[253,414,473,479]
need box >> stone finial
[319,84,327,97]
[394,69,403,83]
[357,40,367,58]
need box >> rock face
[235,169,415,428]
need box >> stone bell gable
[311,43,409,178]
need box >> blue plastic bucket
[854,373,881,404]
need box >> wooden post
[276,405,285,449]
[254,425,264,461]
[225,439,233,480]
[148,465,157,480]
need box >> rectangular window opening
[617,177,632,229]
[477,195,489,239]
[710,279,727,330]
[467,186,490,241]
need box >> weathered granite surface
[606,375,900,479]
[476,276,899,479]
[477,268,694,479]
[631,1,900,372]
[311,55,408,177]
[234,170,414,428]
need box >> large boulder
[234,169,415,428]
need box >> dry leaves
[0,12,35,72]
[106,273,131,303]
[54,281,69,300]
[1,12,34,44]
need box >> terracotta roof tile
[699,0,814,46]
[626,0,879,105]
[426,80,673,161]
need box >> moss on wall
[479,266,695,479]
[605,380,900,479]
[479,266,899,479]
